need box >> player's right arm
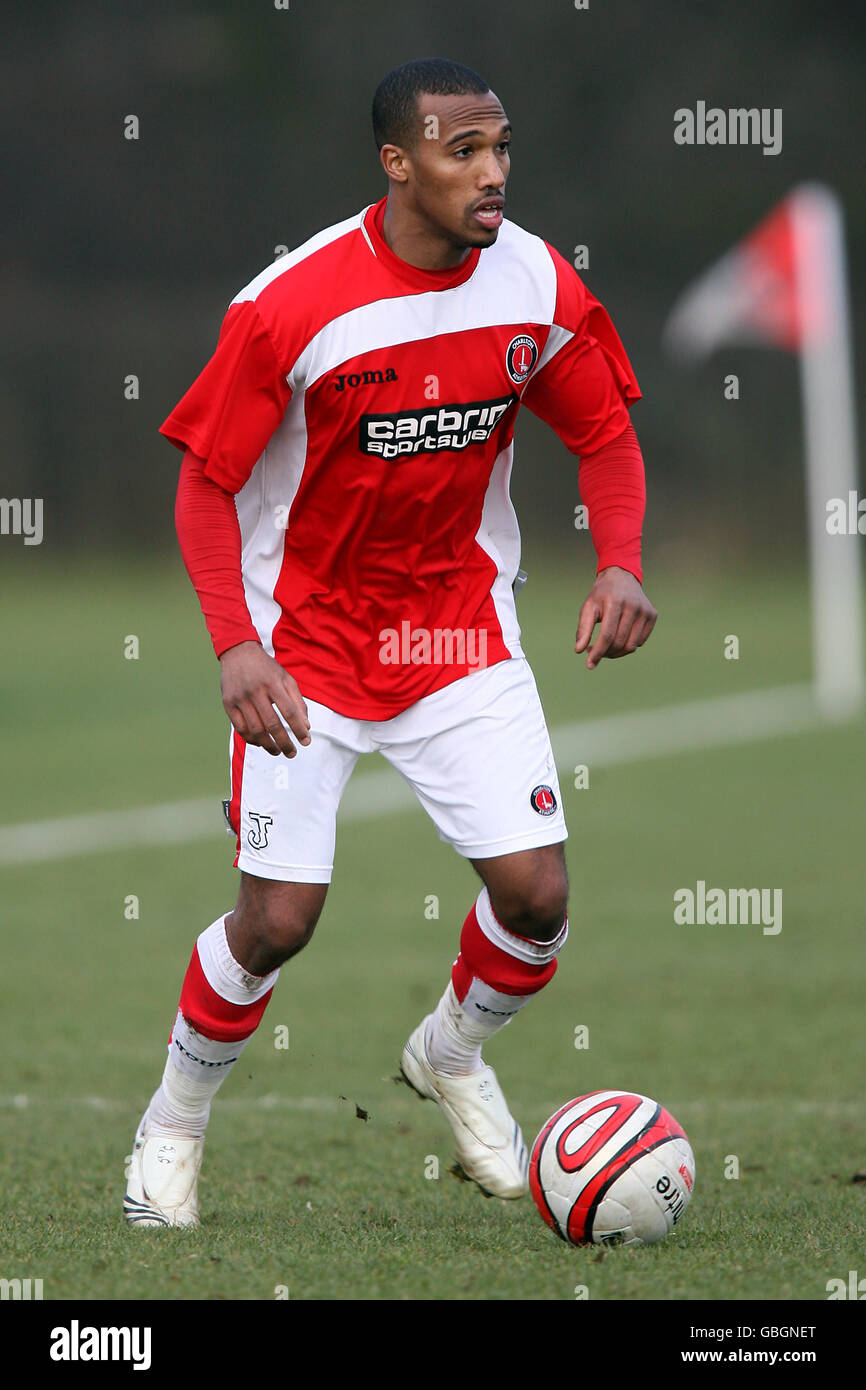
[175,448,310,758]
[162,295,309,755]
[219,640,311,759]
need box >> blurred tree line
[1,0,863,571]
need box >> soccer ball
[529,1090,695,1247]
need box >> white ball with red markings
[529,1090,695,1247]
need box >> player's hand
[574,567,657,670]
[219,641,311,757]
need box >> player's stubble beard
[415,190,504,257]
[452,190,505,251]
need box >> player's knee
[233,879,327,969]
[255,904,319,963]
[494,876,568,943]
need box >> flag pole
[793,184,864,719]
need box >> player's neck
[381,197,473,272]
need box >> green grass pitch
[0,553,863,1300]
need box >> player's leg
[150,874,328,1145]
[123,874,327,1228]
[401,847,567,1201]
[378,655,568,1198]
[225,873,328,976]
[424,840,569,1076]
[124,708,367,1227]
[470,841,569,943]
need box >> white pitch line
[0,1093,341,1113]
[0,771,416,866]
[549,680,819,769]
[0,682,822,866]
[1,1093,860,1118]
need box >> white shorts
[226,655,567,883]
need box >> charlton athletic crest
[530,784,557,816]
[506,334,538,384]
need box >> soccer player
[123,57,656,1226]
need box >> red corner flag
[663,183,837,357]
[663,183,863,719]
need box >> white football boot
[400,1019,529,1199]
[123,1110,203,1228]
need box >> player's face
[404,91,511,250]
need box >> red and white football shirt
[161,196,641,719]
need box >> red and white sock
[424,887,568,1076]
[147,914,279,1138]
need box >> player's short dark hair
[372,58,490,151]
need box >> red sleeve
[521,244,641,457]
[160,299,292,494]
[175,451,262,658]
[578,421,646,584]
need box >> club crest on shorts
[506,334,538,384]
[530,784,557,816]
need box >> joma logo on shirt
[359,394,516,459]
[334,368,398,391]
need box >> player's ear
[379,143,410,184]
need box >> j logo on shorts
[247,812,273,850]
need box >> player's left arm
[573,421,657,670]
[520,244,657,669]
[575,565,657,670]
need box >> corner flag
[663,183,863,719]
